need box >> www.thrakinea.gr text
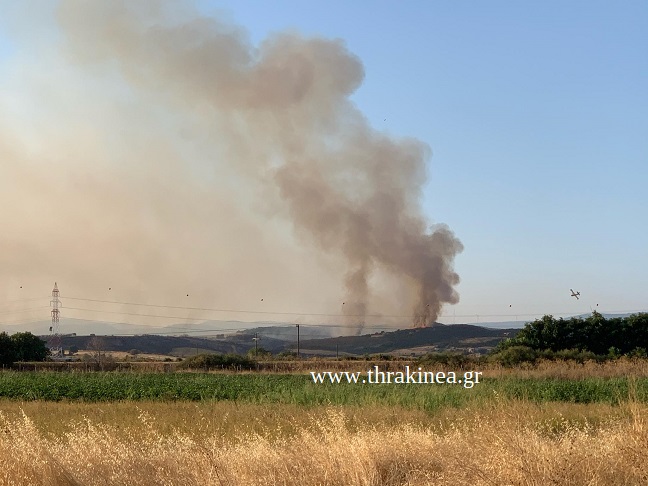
[310,366,483,389]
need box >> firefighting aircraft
[570,289,581,300]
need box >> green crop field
[1,371,647,409]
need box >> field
[1,360,648,485]
[2,370,648,407]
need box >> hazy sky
[0,1,646,330]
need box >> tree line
[0,332,49,366]
[498,311,648,357]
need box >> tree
[497,312,648,358]
[0,332,49,365]
[11,332,49,362]
[87,336,106,361]
[84,336,116,371]
[0,332,16,367]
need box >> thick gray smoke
[1,0,462,329]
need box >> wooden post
[296,324,300,359]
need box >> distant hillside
[46,323,519,357]
[59,333,288,357]
[293,324,518,356]
[235,325,333,342]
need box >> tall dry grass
[484,357,648,379]
[267,356,648,379]
[0,400,647,485]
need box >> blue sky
[198,1,648,321]
[1,1,646,325]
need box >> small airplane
[570,289,580,300]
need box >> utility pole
[49,282,62,358]
[296,324,300,359]
[253,332,259,358]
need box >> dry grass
[1,400,647,485]
[483,357,648,379]
[279,357,648,379]
[0,401,435,440]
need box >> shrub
[177,353,255,371]
[628,347,648,358]
[490,346,538,367]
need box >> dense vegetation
[0,332,49,366]
[1,371,647,407]
[495,312,648,358]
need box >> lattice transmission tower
[49,282,62,358]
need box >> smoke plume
[0,0,462,330]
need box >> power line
[63,306,400,330]
[0,306,50,316]
[4,293,648,320]
[7,306,648,337]
[0,297,50,306]
[61,307,409,334]
[65,295,648,320]
[64,307,215,321]
[102,327,248,336]
[0,317,52,327]
[14,294,646,334]
[63,296,411,318]
[64,296,648,321]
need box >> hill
[45,323,518,357]
[59,333,288,357]
[293,324,516,356]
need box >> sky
[201,1,648,320]
[0,1,646,331]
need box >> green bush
[178,353,255,371]
[490,346,538,367]
[628,347,648,358]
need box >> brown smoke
[0,1,462,329]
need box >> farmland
[1,360,648,484]
[1,370,648,406]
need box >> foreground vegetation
[2,359,648,484]
[1,400,647,485]
[3,314,648,484]
[2,370,648,409]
